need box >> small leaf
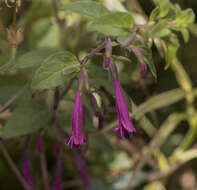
[153,0,171,18]
[149,7,160,22]
[13,48,55,69]
[174,8,195,28]
[2,102,51,139]
[59,0,109,19]
[181,28,189,43]
[143,49,157,79]
[149,20,171,38]
[31,51,79,90]
[164,37,179,69]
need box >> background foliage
[1,0,197,190]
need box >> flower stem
[0,141,31,190]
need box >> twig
[124,113,186,190]
[87,88,186,135]
[80,42,105,65]
[0,47,16,72]
[148,163,180,182]
[51,0,65,28]
[0,141,31,190]
[53,87,60,110]
[60,77,76,99]
[0,84,28,113]
[39,142,50,190]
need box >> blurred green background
[0,0,197,190]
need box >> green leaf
[2,102,51,139]
[91,11,134,28]
[13,48,55,69]
[174,8,195,28]
[31,51,79,90]
[149,7,160,22]
[153,0,171,17]
[59,0,109,19]
[88,11,134,36]
[144,49,157,79]
[88,24,130,36]
[181,28,189,43]
[164,38,179,69]
[149,20,171,38]
[0,75,26,103]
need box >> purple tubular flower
[121,33,136,48]
[54,141,62,157]
[140,63,147,77]
[113,79,136,139]
[66,90,85,148]
[74,152,90,189]
[131,45,148,77]
[31,93,36,99]
[51,158,62,190]
[104,56,111,68]
[51,142,62,190]
[37,135,43,153]
[22,148,34,190]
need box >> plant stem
[0,141,31,190]
[40,149,50,190]
[0,84,28,113]
[124,113,186,190]
[0,47,16,71]
[180,126,197,150]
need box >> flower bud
[104,38,112,68]
[7,27,24,47]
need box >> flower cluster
[65,33,147,147]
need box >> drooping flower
[121,32,136,48]
[74,151,90,189]
[66,90,85,148]
[51,141,62,190]
[22,147,34,190]
[131,45,147,76]
[113,79,136,139]
[51,157,62,190]
[31,93,36,99]
[104,56,111,68]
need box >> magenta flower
[66,90,85,148]
[51,141,62,190]
[22,148,34,190]
[74,152,90,189]
[104,56,111,68]
[113,79,136,139]
[51,158,62,190]
[131,45,147,77]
